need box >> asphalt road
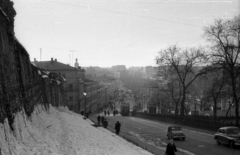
[90,114,240,155]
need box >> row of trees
[155,15,240,127]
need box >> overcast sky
[12,0,239,68]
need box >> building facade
[33,58,85,112]
[83,79,107,114]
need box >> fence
[133,112,237,131]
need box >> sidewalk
[0,105,154,155]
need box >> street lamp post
[83,92,87,118]
[83,83,87,118]
[97,88,100,114]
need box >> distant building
[142,66,158,79]
[128,67,143,76]
[84,66,113,78]
[111,65,126,71]
[84,79,108,114]
[33,58,85,112]
[114,71,120,79]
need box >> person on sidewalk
[115,121,121,135]
[165,137,177,155]
[97,115,101,126]
[103,118,108,128]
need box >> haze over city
[12,0,239,68]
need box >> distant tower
[74,58,79,68]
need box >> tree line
[155,15,240,127]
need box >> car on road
[214,126,240,148]
[167,126,186,140]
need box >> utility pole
[69,50,78,66]
[40,48,42,61]
[97,90,99,114]
[105,87,107,110]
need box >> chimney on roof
[78,66,81,70]
[51,58,53,62]
[34,58,37,62]
[55,59,57,62]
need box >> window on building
[69,84,73,91]
[69,96,73,101]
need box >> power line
[40,0,201,28]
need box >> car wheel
[216,139,221,145]
[228,141,234,148]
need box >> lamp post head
[83,92,87,96]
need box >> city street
[91,114,240,155]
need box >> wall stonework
[0,1,66,128]
[0,0,17,124]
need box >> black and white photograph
[0,0,240,155]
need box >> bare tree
[168,79,182,115]
[158,65,182,115]
[156,45,208,118]
[205,68,228,120]
[203,15,240,126]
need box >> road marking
[178,148,196,155]
[130,117,214,137]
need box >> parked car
[214,126,240,148]
[167,126,186,140]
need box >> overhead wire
[30,0,205,66]
[39,0,201,28]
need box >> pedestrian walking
[113,111,115,116]
[115,121,121,135]
[103,119,108,128]
[101,116,105,125]
[104,111,106,116]
[107,110,110,116]
[97,115,101,126]
[165,137,177,155]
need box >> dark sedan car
[214,126,240,148]
[167,126,186,140]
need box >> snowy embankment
[0,105,153,155]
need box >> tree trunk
[231,76,239,127]
[235,101,239,127]
[180,89,186,118]
[175,102,178,115]
[222,103,233,124]
[213,100,217,121]
[233,95,239,127]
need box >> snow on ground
[0,105,154,155]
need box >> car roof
[219,126,239,130]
